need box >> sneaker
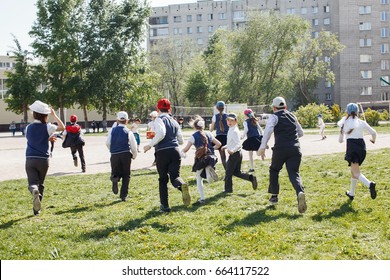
[250,175,258,190]
[33,208,40,216]
[197,199,206,204]
[82,168,86,173]
[160,204,171,213]
[181,183,191,206]
[73,158,78,167]
[269,195,278,205]
[111,176,119,194]
[205,166,218,183]
[369,182,377,199]
[121,196,126,202]
[32,189,41,212]
[248,169,255,173]
[297,192,307,213]
[345,191,354,201]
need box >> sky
[0,0,197,55]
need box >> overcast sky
[0,0,196,55]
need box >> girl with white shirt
[241,109,263,172]
[338,103,377,200]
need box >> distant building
[148,0,390,109]
[0,55,15,100]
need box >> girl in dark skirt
[242,109,263,172]
[338,103,377,201]
[182,116,221,203]
[210,101,228,169]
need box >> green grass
[1,149,389,260]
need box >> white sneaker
[297,192,307,213]
[32,189,41,212]
[205,166,218,183]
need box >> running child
[241,109,263,172]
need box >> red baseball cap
[157,98,171,110]
[70,115,77,122]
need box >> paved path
[1,130,389,182]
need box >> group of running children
[24,97,378,216]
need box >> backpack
[195,134,209,159]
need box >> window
[381,0,389,5]
[325,93,332,101]
[381,28,389,37]
[149,16,168,25]
[312,31,319,38]
[312,6,318,13]
[187,15,192,22]
[197,14,202,21]
[173,16,181,23]
[381,11,389,21]
[208,13,213,21]
[360,70,372,79]
[233,11,245,19]
[301,7,307,14]
[197,38,204,45]
[359,6,371,14]
[173,28,182,35]
[360,38,372,47]
[312,19,319,26]
[381,76,390,86]
[187,27,192,34]
[219,13,226,20]
[208,25,214,33]
[287,8,295,14]
[325,81,331,88]
[359,22,371,30]
[360,54,372,63]
[149,28,169,37]
[324,18,330,25]
[381,92,389,101]
[197,26,203,33]
[361,86,373,95]
[324,5,330,13]
[381,43,389,53]
[381,59,390,70]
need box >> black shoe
[345,191,355,201]
[73,158,78,167]
[160,204,171,213]
[369,182,377,199]
[33,208,40,216]
[121,196,126,202]
[269,195,278,205]
[112,182,118,194]
[82,168,86,173]
[248,169,255,173]
[250,175,258,190]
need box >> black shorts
[345,138,366,166]
[215,134,227,148]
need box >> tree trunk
[83,105,89,133]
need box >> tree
[294,103,332,128]
[4,36,44,122]
[184,63,210,107]
[292,31,345,106]
[226,12,310,105]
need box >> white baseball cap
[117,111,129,120]
[150,111,158,118]
[29,100,51,114]
[272,96,286,108]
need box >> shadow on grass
[311,201,356,221]
[54,200,121,215]
[131,170,158,177]
[0,216,32,230]
[223,206,301,230]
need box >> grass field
[0,148,389,260]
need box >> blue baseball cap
[216,101,225,109]
[346,103,358,115]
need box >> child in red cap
[62,114,86,172]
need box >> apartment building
[0,55,15,100]
[149,0,390,109]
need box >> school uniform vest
[246,119,260,138]
[110,126,131,154]
[155,115,179,152]
[193,131,214,153]
[274,110,300,148]
[26,123,50,158]
[215,113,228,135]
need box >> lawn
[0,149,389,260]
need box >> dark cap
[226,113,237,120]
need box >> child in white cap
[106,111,138,201]
[182,116,221,203]
[25,100,64,215]
[338,103,377,200]
[222,113,258,193]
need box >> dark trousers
[25,158,49,198]
[155,148,184,208]
[269,146,304,196]
[71,145,86,170]
[224,150,251,193]
[110,152,132,199]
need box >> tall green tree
[227,12,310,105]
[292,31,345,106]
[29,0,85,122]
[5,36,44,122]
[82,0,151,121]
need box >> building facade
[149,0,390,109]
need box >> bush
[364,108,381,126]
[294,103,332,128]
[331,104,343,123]
[381,109,389,121]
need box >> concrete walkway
[1,130,389,182]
